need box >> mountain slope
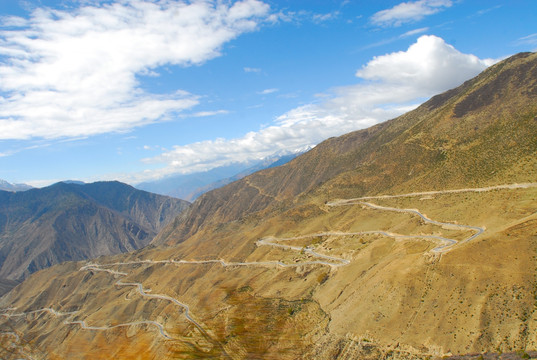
[1,53,537,359]
[155,52,537,245]
[0,181,189,284]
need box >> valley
[2,182,536,359]
[1,52,537,359]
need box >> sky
[0,0,536,187]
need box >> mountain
[1,53,537,359]
[136,153,301,201]
[0,181,189,287]
[0,179,32,192]
[156,52,537,244]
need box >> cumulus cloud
[140,35,495,181]
[0,0,271,140]
[356,35,496,93]
[371,0,453,27]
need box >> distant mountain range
[0,179,32,192]
[0,181,189,293]
[136,153,301,201]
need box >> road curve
[256,237,350,267]
[64,319,172,339]
[330,182,537,203]
[79,264,231,358]
[115,280,204,335]
[327,201,484,252]
[79,264,208,336]
[1,307,78,318]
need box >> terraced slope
[1,52,537,359]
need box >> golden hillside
[1,52,537,359]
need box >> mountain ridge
[1,52,537,359]
[0,181,190,286]
[155,52,537,246]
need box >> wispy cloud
[258,88,279,95]
[371,0,453,27]
[244,67,262,73]
[312,11,340,23]
[516,33,537,46]
[401,27,429,37]
[23,178,65,188]
[0,141,52,158]
[136,35,495,182]
[475,5,502,17]
[278,9,341,25]
[278,92,300,99]
[362,27,429,50]
[188,110,230,118]
[0,0,272,140]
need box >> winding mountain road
[65,319,172,339]
[1,307,77,318]
[325,201,484,252]
[333,182,537,202]
[79,263,231,358]
[3,182,531,358]
[79,264,207,338]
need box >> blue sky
[0,0,536,187]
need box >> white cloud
[312,11,340,23]
[137,35,495,182]
[23,178,64,188]
[371,0,453,27]
[401,27,429,37]
[258,88,279,95]
[362,27,429,50]
[188,110,229,118]
[356,35,496,93]
[517,33,537,46]
[475,5,502,17]
[0,0,271,140]
[276,9,341,26]
[244,67,262,73]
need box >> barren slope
[0,181,190,283]
[1,53,537,359]
[156,52,537,245]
